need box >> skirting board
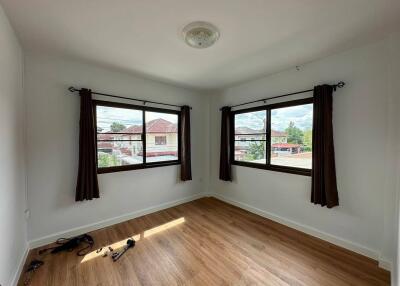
[211,193,392,272]
[28,193,205,249]
[26,191,391,274]
[10,243,29,286]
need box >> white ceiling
[2,0,400,90]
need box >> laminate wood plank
[18,197,390,286]
[194,199,386,285]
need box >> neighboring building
[234,127,265,150]
[271,130,287,144]
[271,143,301,155]
[270,130,301,155]
[97,118,178,164]
[97,132,116,152]
[234,126,301,159]
[234,127,289,146]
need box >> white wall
[209,36,400,270]
[388,32,400,286]
[14,17,400,285]
[24,53,210,244]
[0,4,27,286]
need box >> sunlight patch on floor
[144,217,185,238]
[80,217,185,263]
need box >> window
[232,98,313,176]
[155,136,167,145]
[95,101,180,173]
[234,110,266,164]
[270,103,313,170]
[145,111,178,163]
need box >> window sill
[98,161,181,174]
[232,161,311,176]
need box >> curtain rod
[222,81,345,110]
[68,87,192,110]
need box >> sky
[235,104,313,132]
[235,110,265,131]
[96,106,177,132]
[97,104,312,133]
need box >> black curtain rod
[223,81,345,110]
[68,87,192,110]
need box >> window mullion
[266,108,271,167]
[142,109,146,165]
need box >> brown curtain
[180,106,192,181]
[219,106,232,181]
[311,85,339,208]
[75,89,100,201]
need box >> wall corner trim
[10,243,29,286]
[379,258,392,271]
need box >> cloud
[271,104,313,131]
[235,104,313,132]
[97,106,142,131]
[235,110,266,131]
[96,106,178,132]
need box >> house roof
[121,118,177,134]
[97,132,114,140]
[271,130,287,137]
[235,126,287,137]
[235,127,262,134]
[98,141,113,148]
[272,143,300,148]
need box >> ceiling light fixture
[182,21,219,49]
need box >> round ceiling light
[182,21,219,49]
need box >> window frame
[230,97,313,176]
[94,100,181,174]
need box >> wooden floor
[19,197,390,286]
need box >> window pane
[97,141,143,167]
[235,111,266,135]
[96,105,142,134]
[270,103,313,169]
[145,111,178,163]
[234,141,266,164]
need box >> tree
[110,122,126,132]
[98,153,119,168]
[285,121,304,145]
[245,141,265,161]
[303,129,312,152]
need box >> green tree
[110,122,126,132]
[98,153,119,168]
[245,142,265,161]
[303,129,312,152]
[285,121,304,145]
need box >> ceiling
[1,0,400,90]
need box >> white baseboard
[202,192,214,197]
[212,193,390,271]
[379,258,392,271]
[25,191,391,277]
[10,243,29,286]
[29,193,205,249]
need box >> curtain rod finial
[69,86,78,93]
[333,81,345,91]
[337,81,345,88]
